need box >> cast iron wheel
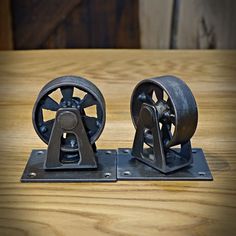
[32,76,106,145]
[130,75,198,148]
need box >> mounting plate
[117,148,213,180]
[21,149,117,182]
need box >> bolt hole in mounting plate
[21,149,117,182]
[117,148,212,180]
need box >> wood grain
[139,0,173,49]
[176,0,236,49]
[11,0,81,49]
[0,0,13,50]
[11,0,140,49]
[0,50,236,236]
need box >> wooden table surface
[0,50,235,236]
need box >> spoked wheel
[32,76,106,145]
[130,75,198,148]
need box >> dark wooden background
[1,0,236,50]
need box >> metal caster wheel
[21,76,117,182]
[118,76,212,180]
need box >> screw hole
[123,171,131,176]
[37,151,44,155]
[123,149,130,153]
[198,171,206,176]
[104,172,111,178]
[28,172,37,178]
[106,151,112,155]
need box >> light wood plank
[139,0,173,49]
[0,50,236,235]
[176,0,236,49]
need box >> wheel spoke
[169,114,176,125]
[166,98,176,125]
[61,86,74,101]
[162,123,172,141]
[167,98,172,107]
[37,107,44,126]
[82,116,99,132]
[138,92,155,105]
[42,96,60,111]
[80,93,97,108]
[43,118,55,133]
[154,88,163,101]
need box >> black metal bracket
[21,149,117,182]
[115,102,212,181]
[21,107,117,182]
[45,108,97,170]
[132,103,193,173]
[117,148,212,180]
